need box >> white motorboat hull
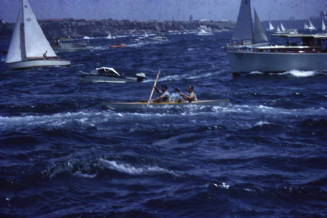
[7,59,71,70]
[227,51,327,73]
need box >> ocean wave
[144,70,224,83]
[248,70,320,78]
[83,36,95,40]
[208,180,326,200]
[1,103,326,132]
[283,70,318,78]
[99,158,179,176]
[212,104,327,117]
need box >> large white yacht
[226,0,327,74]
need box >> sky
[0,0,326,22]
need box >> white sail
[268,22,274,31]
[253,9,268,43]
[6,3,23,63]
[280,23,286,32]
[276,26,281,33]
[322,19,326,32]
[22,0,57,58]
[232,0,253,41]
[308,19,316,31]
[304,23,309,30]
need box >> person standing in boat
[153,84,170,103]
[178,85,198,102]
[43,50,48,59]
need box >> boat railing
[227,45,327,54]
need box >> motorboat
[53,39,92,53]
[226,0,327,73]
[80,67,146,83]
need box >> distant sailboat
[322,18,326,32]
[268,21,275,31]
[280,23,286,32]
[106,32,116,40]
[197,25,213,36]
[308,19,316,31]
[304,23,309,30]
[6,0,70,69]
[276,26,281,33]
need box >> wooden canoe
[102,99,229,109]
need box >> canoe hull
[103,99,229,109]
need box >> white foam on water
[212,104,327,117]
[143,70,224,83]
[73,171,97,179]
[83,36,95,40]
[213,182,230,190]
[282,70,318,78]
[249,71,264,75]
[254,121,271,127]
[99,158,178,176]
[0,111,114,131]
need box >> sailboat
[226,0,327,73]
[308,19,316,31]
[276,26,282,33]
[267,21,275,32]
[322,18,326,33]
[106,32,116,40]
[304,23,309,30]
[6,0,70,70]
[280,23,286,33]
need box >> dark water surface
[0,33,327,217]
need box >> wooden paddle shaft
[147,70,160,105]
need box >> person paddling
[153,84,170,103]
[176,85,198,102]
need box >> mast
[21,0,27,60]
[6,1,24,63]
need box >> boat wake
[144,70,225,83]
[1,104,326,132]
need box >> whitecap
[254,121,270,127]
[83,36,94,40]
[249,71,264,75]
[283,70,317,78]
[99,158,178,176]
[213,182,230,190]
[73,171,96,179]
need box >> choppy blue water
[0,33,327,217]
